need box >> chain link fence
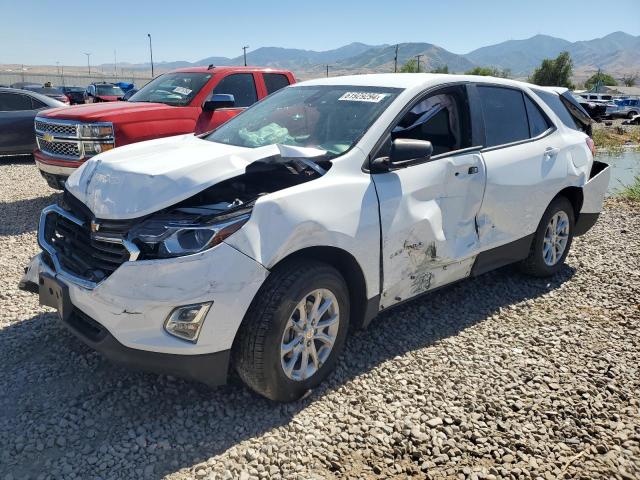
[0,71,153,88]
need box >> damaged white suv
[21,74,610,401]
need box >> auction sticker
[339,92,388,102]
[173,86,192,95]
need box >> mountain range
[101,31,640,79]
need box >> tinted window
[0,92,33,111]
[31,97,47,109]
[524,95,551,137]
[212,74,257,108]
[533,89,578,130]
[263,73,291,95]
[478,86,529,147]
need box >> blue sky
[1,0,639,66]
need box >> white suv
[21,74,610,401]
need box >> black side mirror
[203,94,235,112]
[371,138,433,171]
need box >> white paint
[24,73,610,364]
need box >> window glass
[0,92,33,111]
[212,73,258,108]
[524,95,551,137]
[128,72,212,106]
[96,85,124,96]
[478,86,529,147]
[263,73,291,95]
[533,89,578,130]
[31,97,47,109]
[207,85,400,157]
[391,88,471,156]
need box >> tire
[628,111,638,119]
[233,259,350,402]
[519,196,575,277]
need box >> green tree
[466,66,500,76]
[584,71,617,90]
[529,52,574,89]
[430,65,449,74]
[621,74,637,87]
[400,58,420,73]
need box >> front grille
[38,138,81,159]
[35,120,77,137]
[46,213,130,282]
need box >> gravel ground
[1,158,639,480]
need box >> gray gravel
[1,158,639,480]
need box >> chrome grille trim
[38,204,139,290]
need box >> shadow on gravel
[0,264,576,478]
[0,193,61,236]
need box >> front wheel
[519,196,575,277]
[233,260,350,402]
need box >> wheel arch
[554,186,583,221]
[268,246,374,331]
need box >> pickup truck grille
[35,120,77,137]
[37,138,81,158]
[40,198,139,286]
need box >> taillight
[586,137,596,157]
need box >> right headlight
[129,212,251,259]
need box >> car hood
[65,135,325,220]
[39,101,181,121]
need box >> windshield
[64,86,84,92]
[128,72,212,106]
[96,85,124,96]
[206,85,401,156]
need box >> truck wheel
[233,260,350,402]
[519,196,575,277]
[628,111,638,119]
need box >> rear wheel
[519,196,575,277]
[628,111,638,119]
[233,260,349,402]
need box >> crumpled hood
[65,135,323,220]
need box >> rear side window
[534,89,578,130]
[524,95,552,137]
[263,73,291,95]
[477,86,529,147]
[31,97,47,109]
[213,73,258,108]
[0,92,33,111]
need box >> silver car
[606,98,640,119]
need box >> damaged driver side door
[371,84,486,309]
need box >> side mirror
[203,94,235,112]
[371,138,433,171]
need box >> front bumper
[63,306,230,386]
[20,241,269,383]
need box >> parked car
[574,95,607,122]
[23,86,70,105]
[33,66,295,188]
[83,83,125,103]
[606,98,640,119]
[0,87,67,156]
[10,82,41,90]
[20,74,609,401]
[121,88,138,101]
[58,86,85,105]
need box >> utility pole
[84,53,91,75]
[326,65,330,77]
[415,54,424,73]
[394,44,399,73]
[147,34,154,78]
[242,45,250,66]
[61,65,65,86]
[114,49,118,80]
[56,62,60,75]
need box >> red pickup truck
[34,66,295,189]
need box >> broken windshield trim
[205,84,404,160]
